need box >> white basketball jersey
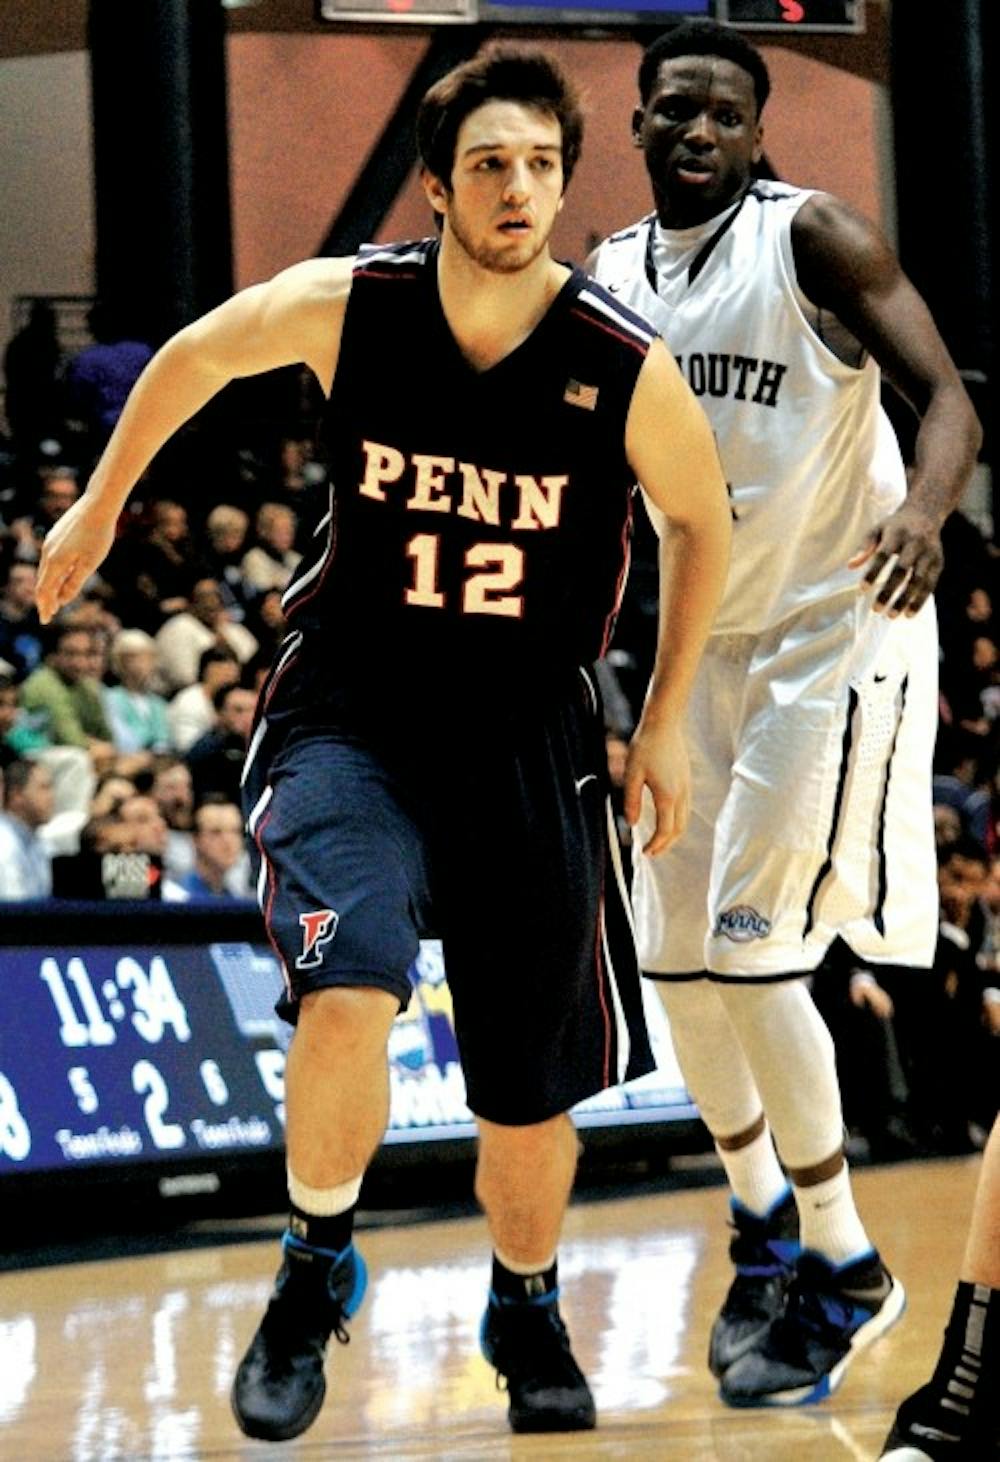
[591,182,907,634]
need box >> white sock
[795,1165,871,1266]
[716,1123,789,1218]
[287,1170,363,1217]
[494,1248,557,1276]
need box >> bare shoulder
[259,256,356,390]
[264,256,355,315]
[791,192,897,295]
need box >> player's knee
[476,1112,578,1167]
[296,983,399,1051]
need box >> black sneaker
[880,1380,1000,1458]
[720,1249,905,1408]
[480,1292,596,1433]
[708,1190,800,1377]
[231,1233,368,1441]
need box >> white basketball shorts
[634,594,939,978]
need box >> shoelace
[261,1273,353,1360]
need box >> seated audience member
[115,499,210,632]
[244,587,286,665]
[892,839,999,1154]
[810,945,919,1163]
[934,801,963,857]
[8,466,80,565]
[168,797,249,900]
[203,504,253,620]
[52,797,173,901]
[0,668,97,820]
[104,628,172,754]
[167,645,240,753]
[982,853,1000,975]
[0,560,44,676]
[0,668,47,762]
[90,767,139,819]
[19,622,114,769]
[241,503,302,593]
[155,577,257,691]
[150,756,195,880]
[0,758,55,899]
[185,682,256,805]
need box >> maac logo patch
[296,909,339,969]
[715,906,772,943]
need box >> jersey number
[405,534,524,618]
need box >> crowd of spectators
[0,299,328,905]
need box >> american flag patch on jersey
[564,379,599,411]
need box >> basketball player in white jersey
[590,21,981,1408]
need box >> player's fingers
[846,534,878,570]
[859,548,896,589]
[873,561,912,611]
[622,767,644,828]
[37,560,80,623]
[643,790,677,856]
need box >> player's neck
[436,240,570,373]
[654,180,750,233]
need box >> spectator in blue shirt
[0,758,55,899]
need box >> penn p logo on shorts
[296,909,340,969]
[715,906,772,942]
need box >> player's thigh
[634,642,745,973]
[253,734,426,1015]
[706,598,908,973]
[440,682,645,1124]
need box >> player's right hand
[35,495,118,624]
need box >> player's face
[634,57,762,227]
[427,100,565,274]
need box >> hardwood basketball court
[0,1154,978,1460]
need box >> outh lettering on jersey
[674,352,787,408]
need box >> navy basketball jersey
[262,239,655,736]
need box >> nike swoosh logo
[607,282,620,293]
[575,774,597,793]
[874,673,887,683]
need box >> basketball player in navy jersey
[37,46,731,1440]
[590,21,981,1409]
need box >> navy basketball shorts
[243,668,654,1125]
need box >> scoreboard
[0,905,697,1224]
[317,0,863,31]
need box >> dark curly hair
[638,21,771,115]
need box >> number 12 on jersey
[405,534,525,617]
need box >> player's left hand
[847,502,943,617]
[623,716,690,856]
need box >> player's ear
[752,121,764,166]
[421,166,449,217]
[631,105,645,148]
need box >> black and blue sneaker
[708,1189,800,1377]
[231,1232,368,1441]
[720,1249,905,1408]
[480,1289,596,1433]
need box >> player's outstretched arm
[793,195,982,616]
[36,257,354,623]
[623,339,732,856]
